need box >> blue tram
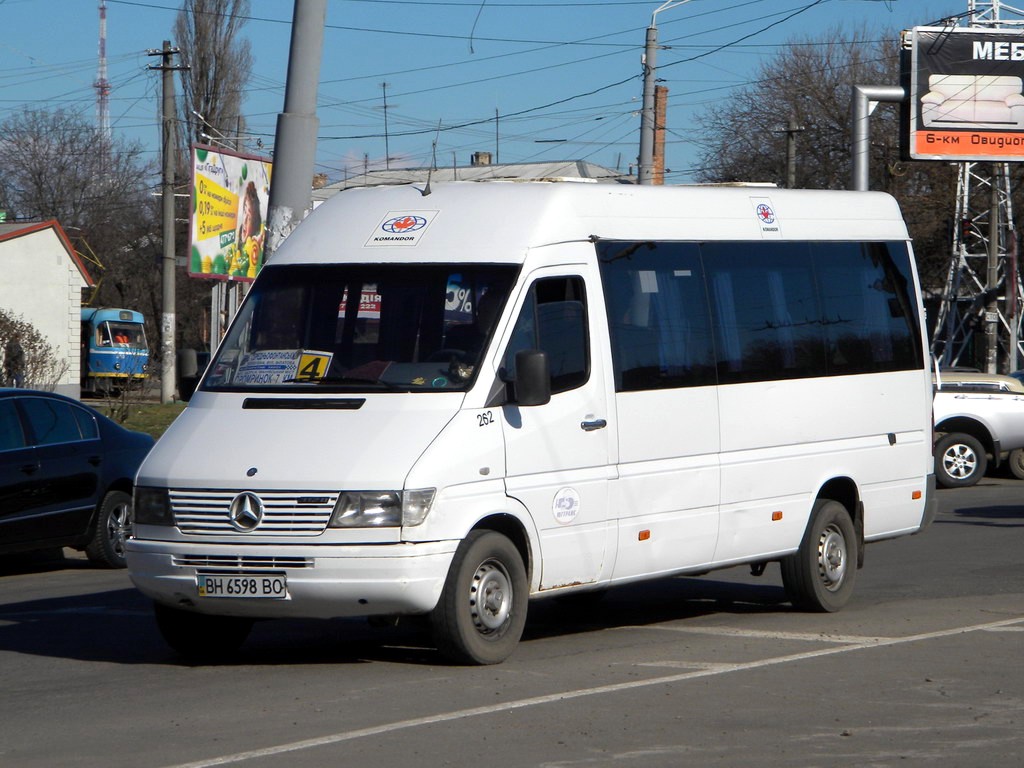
[80,308,149,395]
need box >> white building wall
[0,227,88,398]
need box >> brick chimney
[653,85,668,186]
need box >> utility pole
[638,1,692,185]
[148,41,185,404]
[265,0,327,261]
[784,117,803,189]
[382,82,390,170]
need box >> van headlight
[328,489,435,528]
[134,486,174,526]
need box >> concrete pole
[159,41,177,404]
[850,84,905,191]
[786,117,799,189]
[638,25,658,186]
[265,0,327,261]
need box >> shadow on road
[0,570,793,668]
[944,504,1024,527]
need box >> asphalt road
[1,479,1021,768]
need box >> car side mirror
[514,349,551,406]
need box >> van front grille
[172,554,314,569]
[169,489,336,536]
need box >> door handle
[20,464,39,475]
[88,455,103,466]
[581,419,607,431]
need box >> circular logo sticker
[552,487,580,525]
[756,203,775,224]
[382,215,428,234]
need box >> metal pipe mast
[933,0,1024,372]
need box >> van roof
[275,181,911,266]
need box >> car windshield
[202,263,518,393]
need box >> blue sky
[1,0,968,184]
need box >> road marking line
[160,615,1024,768]
[620,624,892,644]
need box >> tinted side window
[817,242,923,374]
[703,242,826,384]
[502,277,589,394]
[0,400,27,452]
[598,241,715,392]
[20,398,84,446]
[72,405,100,440]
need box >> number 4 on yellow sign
[296,352,332,381]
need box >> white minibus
[127,181,936,664]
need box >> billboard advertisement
[904,26,1024,162]
[189,144,272,281]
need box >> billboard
[903,26,1024,162]
[189,144,272,281]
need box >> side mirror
[514,349,551,406]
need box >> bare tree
[175,0,253,153]
[171,0,255,353]
[694,26,957,290]
[0,108,152,235]
[0,107,161,341]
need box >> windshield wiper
[282,375,403,390]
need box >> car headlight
[134,486,174,526]
[328,489,435,528]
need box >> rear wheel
[935,432,987,488]
[781,499,857,612]
[85,490,132,568]
[432,530,528,665]
[154,603,253,661]
[1007,448,1024,480]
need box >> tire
[154,602,253,661]
[85,490,133,568]
[781,499,857,612]
[1007,448,1024,481]
[934,432,987,488]
[432,530,528,665]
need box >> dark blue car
[0,389,154,568]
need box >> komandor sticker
[750,197,782,239]
[552,487,580,525]
[365,210,438,247]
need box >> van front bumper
[125,538,458,619]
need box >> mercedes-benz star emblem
[228,492,264,532]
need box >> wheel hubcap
[943,444,977,480]
[469,560,512,633]
[817,524,847,592]
[108,502,131,557]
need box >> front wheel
[432,530,528,665]
[154,603,253,662]
[85,490,132,568]
[935,432,987,488]
[781,499,858,612]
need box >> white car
[933,371,1024,487]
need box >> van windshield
[202,263,518,393]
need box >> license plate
[197,573,287,599]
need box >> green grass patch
[94,401,187,439]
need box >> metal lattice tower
[933,0,1024,372]
[94,0,111,139]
